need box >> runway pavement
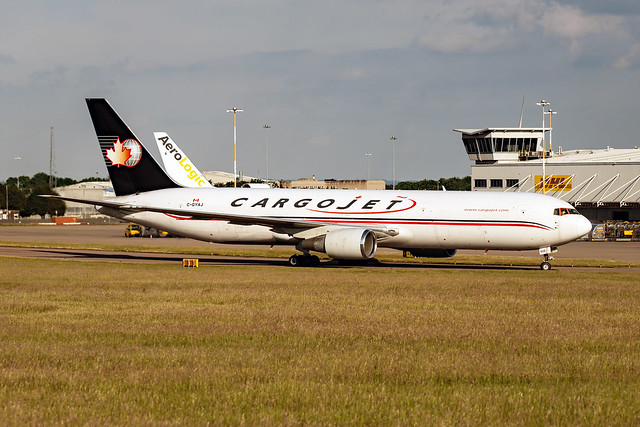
[0,223,638,264]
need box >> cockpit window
[554,207,580,216]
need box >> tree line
[215,177,472,190]
[1,173,108,218]
[387,176,471,191]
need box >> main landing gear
[288,254,320,267]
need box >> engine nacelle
[403,248,458,258]
[300,228,377,260]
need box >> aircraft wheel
[288,255,300,267]
[540,261,551,271]
[289,255,320,267]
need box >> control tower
[453,128,640,221]
[454,128,548,163]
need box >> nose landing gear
[539,246,557,271]
[540,254,553,271]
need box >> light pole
[226,107,243,187]
[263,124,271,181]
[545,109,557,155]
[390,136,398,190]
[536,100,550,193]
[14,156,21,188]
[365,152,372,181]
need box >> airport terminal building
[455,127,640,221]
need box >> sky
[2,0,640,183]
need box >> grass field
[1,257,639,424]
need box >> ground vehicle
[142,227,169,238]
[125,224,142,237]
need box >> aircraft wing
[40,194,397,237]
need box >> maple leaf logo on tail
[106,138,132,167]
[105,138,142,167]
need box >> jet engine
[403,248,457,258]
[300,228,377,260]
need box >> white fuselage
[98,188,592,252]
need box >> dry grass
[0,258,639,424]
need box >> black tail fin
[86,98,180,196]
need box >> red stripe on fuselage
[163,212,551,231]
[301,219,551,230]
[164,213,221,221]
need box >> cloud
[413,1,535,54]
[0,53,16,65]
[613,42,640,69]
[411,0,640,69]
[539,4,640,68]
[414,31,515,54]
[557,0,640,16]
[539,3,623,40]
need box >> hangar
[455,127,640,221]
[54,181,114,218]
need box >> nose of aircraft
[576,215,592,239]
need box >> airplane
[46,98,592,270]
[153,131,213,188]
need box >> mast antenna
[49,123,55,188]
[518,95,525,128]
